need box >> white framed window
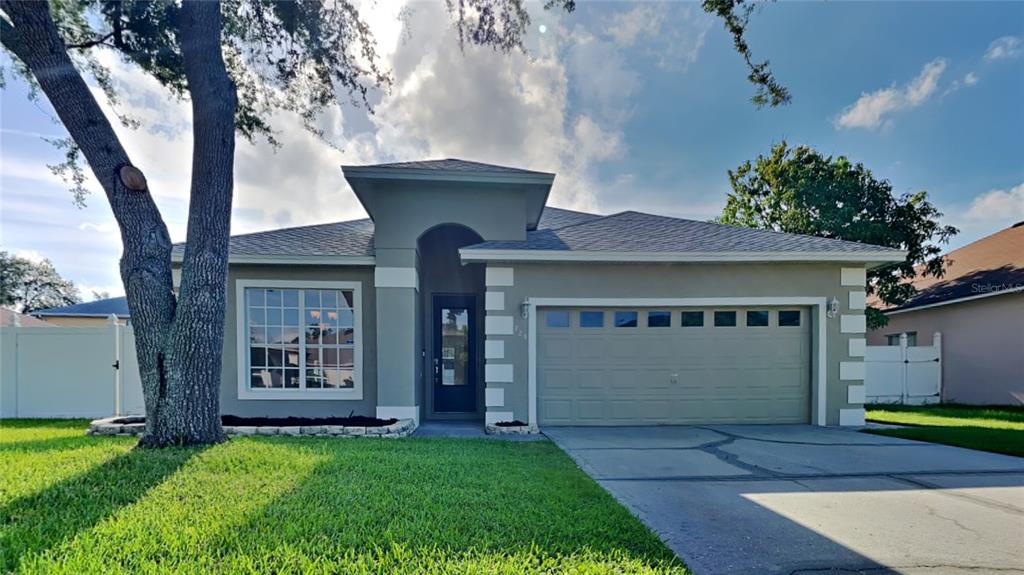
[235,279,362,400]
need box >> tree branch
[65,31,114,50]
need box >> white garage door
[538,307,811,425]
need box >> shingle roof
[348,158,553,176]
[463,211,904,254]
[171,207,590,259]
[881,222,1024,312]
[172,219,375,259]
[34,296,130,318]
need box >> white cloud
[963,72,979,86]
[604,3,711,70]
[965,182,1024,222]
[836,58,947,130]
[984,36,1022,61]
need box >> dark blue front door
[433,294,477,413]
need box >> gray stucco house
[172,159,905,430]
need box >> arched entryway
[417,224,486,420]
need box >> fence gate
[865,332,942,405]
[1,316,144,418]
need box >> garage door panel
[539,306,811,425]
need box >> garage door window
[714,311,737,327]
[778,310,801,327]
[546,311,570,328]
[580,311,604,328]
[746,310,769,327]
[647,311,671,327]
[614,311,638,327]
[680,311,704,327]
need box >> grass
[0,420,687,574]
[865,404,1024,457]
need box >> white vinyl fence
[1,315,144,418]
[865,332,942,405]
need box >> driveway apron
[545,425,1024,575]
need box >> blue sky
[1,1,1022,298]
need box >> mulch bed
[495,420,528,427]
[221,415,398,427]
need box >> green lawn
[865,404,1024,457]
[0,420,687,574]
[2,419,688,568]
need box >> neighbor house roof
[170,207,595,263]
[880,221,1024,314]
[460,211,906,264]
[33,296,130,319]
[346,158,554,176]
[1,307,52,327]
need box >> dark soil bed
[103,415,399,427]
[495,420,528,427]
[221,415,398,427]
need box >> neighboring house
[867,222,1024,405]
[33,296,130,327]
[1,307,52,327]
[171,159,905,429]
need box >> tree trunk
[143,0,237,447]
[0,1,236,446]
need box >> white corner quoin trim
[485,316,514,336]
[839,361,865,381]
[485,291,505,311]
[377,405,419,425]
[485,364,514,383]
[848,291,867,311]
[234,279,363,401]
[847,385,866,404]
[484,339,505,360]
[485,267,515,287]
[525,297,830,427]
[839,408,866,426]
[485,387,505,408]
[841,314,867,334]
[848,338,867,358]
[374,267,418,290]
[841,267,867,287]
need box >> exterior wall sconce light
[520,301,530,319]
[827,296,840,318]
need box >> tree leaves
[0,250,81,313]
[719,142,958,328]
[701,0,791,107]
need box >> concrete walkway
[545,426,1024,575]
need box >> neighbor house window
[887,332,917,346]
[647,311,671,327]
[714,311,737,327]
[778,310,801,327]
[680,311,704,327]
[746,310,769,327]
[614,311,638,327]
[579,311,604,328]
[240,282,361,399]
[546,311,570,328]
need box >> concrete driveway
[545,426,1024,575]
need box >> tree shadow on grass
[0,443,201,572]
[865,425,1024,458]
[200,437,688,573]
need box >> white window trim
[525,297,829,427]
[235,279,363,400]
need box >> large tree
[1,0,786,447]
[0,250,81,313]
[718,142,958,328]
